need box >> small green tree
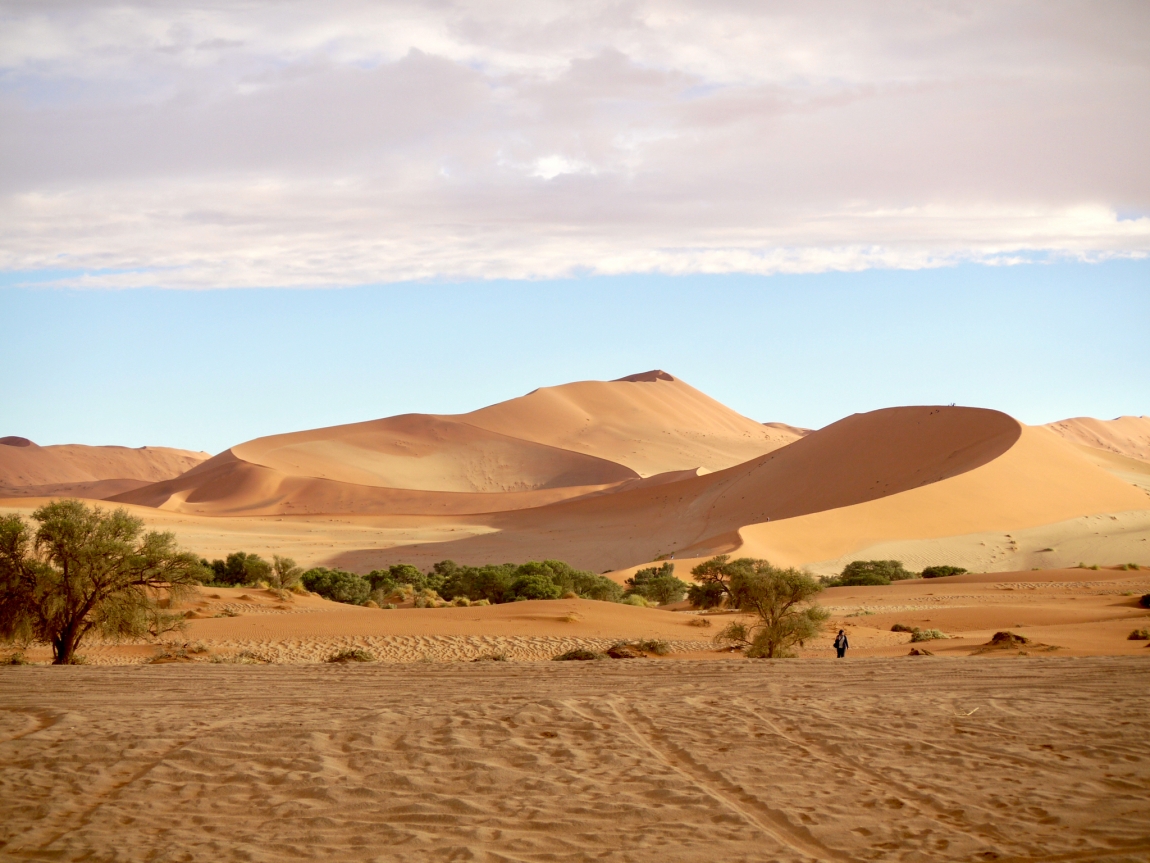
[270,555,303,590]
[687,555,759,608]
[510,571,563,600]
[825,559,917,586]
[208,551,272,586]
[300,567,371,604]
[625,562,690,605]
[0,500,203,664]
[921,565,967,579]
[713,559,828,658]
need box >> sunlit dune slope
[112,371,799,515]
[462,370,802,476]
[339,405,1132,572]
[1045,415,1150,463]
[330,407,1150,573]
[0,437,209,497]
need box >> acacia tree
[0,500,203,664]
[270,555,303,591]
[688,554,757,608]
[710,558,829,658]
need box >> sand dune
[461,370,804,476]
[0,437,209,497]
[9,374,1149,578]
[331,406,1148,573]
[1045,414,1150,462]
[111,371,800,516]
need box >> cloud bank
[1,0,1148,287]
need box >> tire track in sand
[564,696,853,863]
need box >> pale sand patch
[1,660,1147,862]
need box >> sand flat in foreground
[2,660,1148,862]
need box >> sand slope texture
[2,659,1147,862]
[0,436,209,498]
[110,371,803,516]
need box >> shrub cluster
[909,628,948,642]
[624,563,690,605]
[326,648,375,663]
[821,560,969,586]
[921,565,967,579]
[299,559,623,607]
[199,551,271,586]
[823,560,919,586]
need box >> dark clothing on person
[834,631,849,658]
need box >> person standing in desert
[834,629,849,658]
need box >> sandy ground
[1,659,1148,862]
[7,568,1149,667]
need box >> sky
[1,1,1147,452]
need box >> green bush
[709,559,828,658]
[510,571,563,600]
[891,623,914,633]
[552,648,605,661]
[2,651,28,665]
[325,648,375,662]
[202,551,272,587]
[910,628,948,642]
[301,568,371,605]
[633,639,671,655]
[1128,629,1150,641]
[625,563,690,605]
[687,581,726,609]
[921,565,967,579]
[826,560,918,587]
[621,595,650,607]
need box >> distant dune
[1044,415,1150,463]
[110,371,802,516]
[333,405,1149,573]
[5,373,1147,576]
[0,437,210,498]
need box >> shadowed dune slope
[337,406,1117,572]
[113,372,800,515]
[1045,415,1150,463]
[0,438,209,496]
[111,449,630,516]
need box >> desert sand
[2,659,1148,862]
[4,373,1147,578]
[4,375,1150,862]
[5,565,1146,666]
[0,436,209,498]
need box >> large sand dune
[1045,414,1150,462]
[7,373,1149,576]
[111,371,802,516]
[329,406,1150,573]
[0,437,209,498]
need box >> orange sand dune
[331,407,1150,573]
[112,372,799,516]
[1045,415,1150,462]
[461,370,802,476]
[0,436,209,496]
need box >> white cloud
[0,0,1147,287]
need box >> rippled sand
[2,659,1148,862]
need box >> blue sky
[3,3,1147,452]
[2,260,1146,454]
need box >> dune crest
[1045,415,1150,463]
[0,439,210,498]
[112,372,801,515]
